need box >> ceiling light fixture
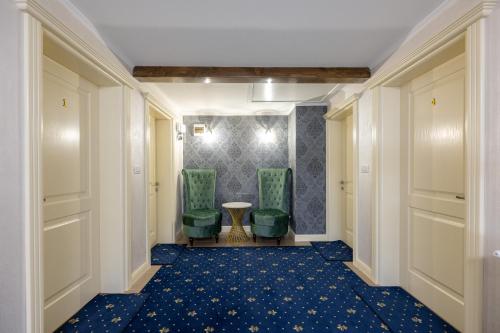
[266,78,273,84]
[204,77,211,84]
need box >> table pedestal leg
[227,208,249,242]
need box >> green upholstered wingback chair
[250,168,292,245]
[182,169,222,246]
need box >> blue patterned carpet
[126,247,387,333]
[352,285,459,333]
[311,240,353,261]
[56,293,149,333]
[57,246,458,333]
[151,244,186,265]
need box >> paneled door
[342,114,354,246]
[155,119,173,243]
[406,54,465,331]
[148,116,158,247]
[42,57,100,332]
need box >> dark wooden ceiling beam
[132,66,370,83]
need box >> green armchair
[182,169,222,246]
[250,168,292,245]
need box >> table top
[222,202,252,209]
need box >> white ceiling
[148,83,337,115]
[69,0,445,70]
[69,0,445,115]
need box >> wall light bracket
[176,122,186,140]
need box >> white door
[406,54,465,331]
[42,57,100,332]
[342,114,354,246]
[155,119,173,243]
[148,116,158,247]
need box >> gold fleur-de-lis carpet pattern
[151,244,186,265]
[57,245,458,332]
[56,293,149,332]
[127,246,384,333]
[352,285,459,333]
[311,240,353,262]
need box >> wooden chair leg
[253,234,257,242]
[277,237,281,246]
[215,235,219,243]
[189,238,194,247]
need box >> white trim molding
[144,97,177,247]
[367,5,493,330]
[129,260,150,289]
[294,233,328,242]
[353,259,374,283]
[324,94,360,120]
[22,13,43,333]
[367,1,496,88]
[324,95,360,260]
[16,0,135,88]
[16,1,174,331]
[464,18,487,333]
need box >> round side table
[222,202,252,243]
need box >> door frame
[144,96,176,262]
[20,12,134,333]
[368,16,490,332]
[325,95,361,269]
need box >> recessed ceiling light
[266,78,273,84]
[204,77,211,84]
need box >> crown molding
[295,102,329,107]
[366,0,497,88]
[181,110,293,117]
[15,0,181,116]
[324,93,360,120]
[16,0,136,89]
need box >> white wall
[484,6,500,333]
[130,90,147,272]
[174,123,184,239]
[356,90,373,267]
[0,2,25,332]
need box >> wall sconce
[176,122,186,140]
[191,123,217,143]
[193,123,206,136]
[203,128,217,144]
[256,116,276,144]
[259,128,275,144]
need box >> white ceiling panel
[69,0,445,70]
[148,83,335,115]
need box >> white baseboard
[353,258,375,284]
[221,225,251,232]
[130,260,150,288]
[294,233,328,242]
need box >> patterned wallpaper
[183,116,289,226]
[289,106,327,234]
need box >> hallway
[59,245,457,333]
[2,1,500,333]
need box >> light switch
[133,166,142,175]
[360,165,370,173]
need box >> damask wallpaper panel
[290,106,327,234]
[288,111,297,232]
[183,116,289,226]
